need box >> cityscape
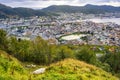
[0,12,120,46]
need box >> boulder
[33,68,46,74]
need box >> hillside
[1,3,120,18]
[0,50,119,80]
[0,3,49,18]
[0,3,17,18]
[0,50,28,80]
[36,59,119,80]
[42,4,120,14]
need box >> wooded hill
[0,3,120,18]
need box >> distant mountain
[13,7,48,17]
[0,3,49,18]
[0,3,17,18]
[0,3,120,18]
[42,4,120,14]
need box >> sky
[0,0,120,9]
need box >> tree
[54,45,74,61]
[8,37,32,62]
[0,29,8,51]
[32,36,51,65]
[101,50,120,73]
[76,47,97,65]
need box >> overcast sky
[0,0,120,9]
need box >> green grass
[0,50,29,80]
[0,50,119,80]
[35,59,119,80]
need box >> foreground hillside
[0,50,28,80]
[35,59,118,80]
[0,50,119,80]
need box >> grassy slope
[36,59,119,80]
[0,50,119,80]
[0,50,28,80]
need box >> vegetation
[0,29,120,79]
[0,50,28,80]
[37,59,118,80]
[75,47,97,65]
[0,3,58,18]
[42,4,120,14]
[1,3,120,18]
[0,51,118,80]
[0,29,8,51]
[100,46,120,73]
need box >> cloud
[1,0,70,8]
[0,0,120,9]
[100,1,120,6]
